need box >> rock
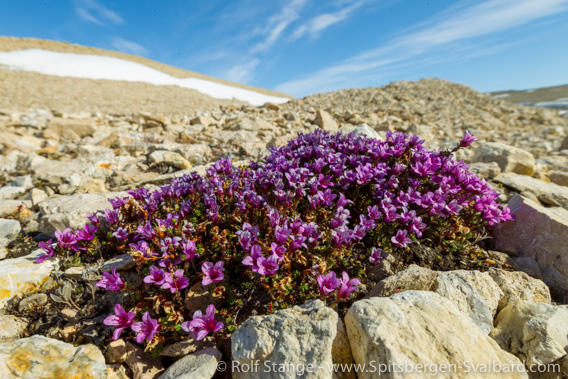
[0,200,30,217]
[0,335,107,378]
[232,299,337,379]
[0,315,28,343]
[495,172,568,209]
[0,249,60,310]
[25,188,49,207]
[43,117,97,141]
[105,339,127,364]
[18,293,48,313]
[548,170,568,187]
[473,142,535,176]
[124,342,164,379]
[352,123,381,140]
[76,178,108,194]
[468,161,501,179]
[345,291,527,379]
[102,254,136,272]
[316,109,338,132]
[0,186,26,201]
[160,340,203,358]
[184,282,223,313]
[148,151,192,170]
[332,319,355,379]
[490,301,568,367]
[159,348,221,379]
[37,192,125,236]
[8,176,33,190]
[190,115,214,126]
[107,363,130,379]
[509,256,544,280]
[493,194,568,297]
[0,219,21,242]
[367,265,503,334]
[487,268,551,310]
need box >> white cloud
[74,0,124,25]
[291,0,365,40]
[250,0,308,53]
[225,58,260,84]
[110,37,146,56]
[276,0,568,96]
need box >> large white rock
[493,194,568,297]
[231,300,337,379]
[0,335,106,378]
[487,268,551,310]
[345,291,527,379]
[0,249,60,310]
[473,142,535,176]
[0,219,21,242]
[159,348,221,379]
[494,173,568,209]
[490,301,568,367]
[37,192,126,236]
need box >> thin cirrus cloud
[275,0,568,96]
[290,0,365,40]
[109,37,147,56]
[74,0,124,26]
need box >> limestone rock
[124,342,164,379]
[159,348,221,379]
[148,150,192,170]
[184,282,222,313]
[316,109,338,132]
[43,117,97,141]
[468,161,501,179]
[549,170,568,187]
[473,142,535,176]
[8,176,33,190]
[490,301,568,366]
[0,335,106,378]
[105,340,127,364]
[487,268,551,310]
[493,194,568,297]
[38,192,126,236]
[345,291,527,379]
[0,316,28,343]
[0,249,60,310]
[0,186,26,201]
[18,293,48,313]
[102,254,135,272]
[332,319,355,379]
[352,123,381,140]
[494,172,568,209]
[366,264,437,298]
[0,219,21,242]
[232,300,337,379]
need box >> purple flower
[112,227,129,243]
[76,224,97,241]
[337,272,361,299]
[86,212,100,226]
[136,222,156,239]
[54,228,80,251]
[391,229,412,248]
[369,247,384,265]
[144,266,166,286]
[96,267,126,291]
[161,269,190,293]
[181,240,199,261]
[317,272,342,296]
[459,131,477,148]
[257,254,279,276]
[131,311,161,343]
[103,304,135,341]
[35,239,56,263]
[242,244,263,268]
[201,261,224,286]
[103,209,119,225]
[181,304,223,341]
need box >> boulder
[468,161,501,179]
[0,316,28,343]
[124,342,164,379]
[148,151,192,170]
[37,192,126,236]
[473,142,535,176]
[493,194,568,297]
[0,219,21,243]
[0,335,106,378]
[494,173,568,209]
[232,300,337,379]
[549,170,568,187]
[43,117,97,141]
[316,110,338,132]
[0,249,60,310]
[0,186,26,201]
[487,268,551,310]
[345,291,527,379]
[352,123,382,140]
[490,301,568,367]
[159,348,221,379]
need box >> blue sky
[1,0,568,97]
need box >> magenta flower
[76,224,97,241]
[143,266,166,286]
[257,254,279,276]
[181,304,224,341]
[337,272,361,299]
[201,261,224,286]
[55,228,80,251]
[391,229,412,248]
[112,227,129,242]
[369,247,383,265]
[181,240,199,261]
[131,311,161,343]
[459,131,477,148]
[96,267,126,291]
[317,272,342,296]
[35,239,56,263]
[161,269,190,293]
[103,304,135,340]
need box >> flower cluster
[35,130,512,350]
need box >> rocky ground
[1,78,568,378]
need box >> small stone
[0,315,29,343]
[316,109,338,132]
[352,123,381,140]
[473,142,535,176]
[125,342,164,379]
[159,348,221,379]
[8,176,33,190]
[105,340,127,364]
[102,254,136,272]
[0,219,21,242]
[18,293,48,313]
